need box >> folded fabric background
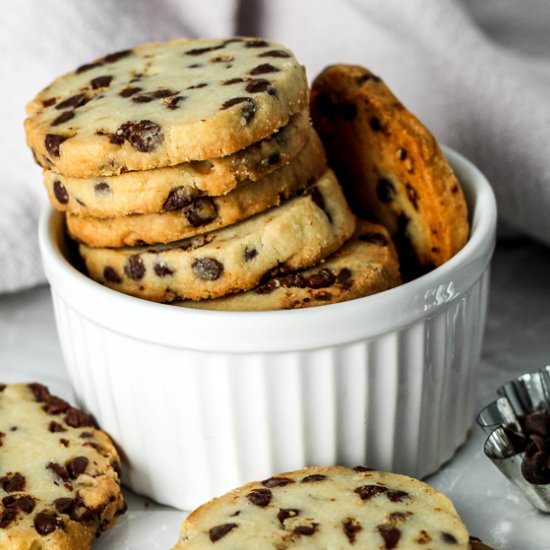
[2,0,549,293]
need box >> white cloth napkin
[2,0,549,293]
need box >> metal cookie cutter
[477,366,550,513]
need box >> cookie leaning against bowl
[171,465,471,549]
[79,169,356,302]
[25,37,308,178]
[181,219,401,311]
[0,383,126,550]
[311,64,469,279]
[65,129,326,247]
[43,111,313,218]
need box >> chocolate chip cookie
[181,219,401,310]
[311,64,469,279]
[43,111,312,217]
[65,130,326,247]
[25,37,308,178]
[0,383,126,549]
[79,169,356,302]
[171,465,470,549]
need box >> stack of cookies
[24,38,405,309]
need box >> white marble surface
[1,239,549,548]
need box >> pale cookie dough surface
[66,130,326,247]
[311,64,469,279]
[171,465,470,550]
[0,383,126,550]
[181,219,401,310]
[44,112,313,217]
[25,37,308,177]
[78,169,356,302]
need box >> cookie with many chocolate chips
[79,169,355,302]
[311,64,469,279]
[0,383,126,549]
[171,465,470,549]
[65,130,326,247]
[25,37,308,178]
[43,111,312,217]
[181,219,401,310]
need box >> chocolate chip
[42,97,56,107]
[387,490,409,502]
[55,93,88,110]
[0,384,5,392]
[119,87,143,97]
[221,97,256,124]
[245,78,276,95]
[359,232,389,246]
[187,82,208,89]
[378,525,401,549]
[163,187,197,211]
[305,269,336,289]
[369,116,384,132]
[188,63,203,68]
[76,61,102,74]
[112,120,164,152]
[397,148,408,160]
[54,497,76,516]
[53,180,69,204]
[124,255,145,280]
[34,511,63,536]
[307,187,332,222]
[28,383,49,402]
[60,438,70,447]
[103,49,132,63]
[293,524,318,536]
[43,395,70,415]
[262,477,294,488]
[49,421,67,433]
[186,44,225,56]
[152,89,178,98]
[167,95,187,110]
[192,258,223,281]
[355,484,387,500]
[250,63,279,75]
[103,266,122,284]
[91,75,113,89]
[183,197,218,226]
[301,474,327,483]
[267,152,281,165]
[154,263,174,277]
[3,495,35,514]
[406,184,419,210]
[376,178,395,203]
[314,291,332,301]
[93,182,111,196]
[451,185,459,194]
[47,462,69,482]
[209,523,237,542]
[210,54,235,63]
[259,49,290,58]
[441,532,459,544]
[51,110,75,127]
[66,456,89,479]
[223,77,245,85]
[246,488,272,507]
[277,508,299,526]
[245,39,269,48]
[45,134,68,157]
[343,517,362,544]
[0,473,26,492]
[244,247,258,261]
[64,407,94,428]
[337,269,353,285]
[0,507,17,528]
[0,432,4,447]
[132,94,154,103]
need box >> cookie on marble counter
[171,465,470,549]
[79,169,356,303]
[44,111,313,217]
[181,219,401,311]
[65,130,326,247]
[0,383,126,550]
[311,64,469,279]
[25,37,308,178]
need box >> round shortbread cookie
[78,169,356,302]
[181,219,401,310]
[25,37,308,178]
[310,64,469,279]
[66,130,326,247]
[171,465,471,550]
[44,111,313,218]
[0,383,126,550]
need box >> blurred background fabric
[2,0,550,293]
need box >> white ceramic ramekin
[39,148,496,510]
